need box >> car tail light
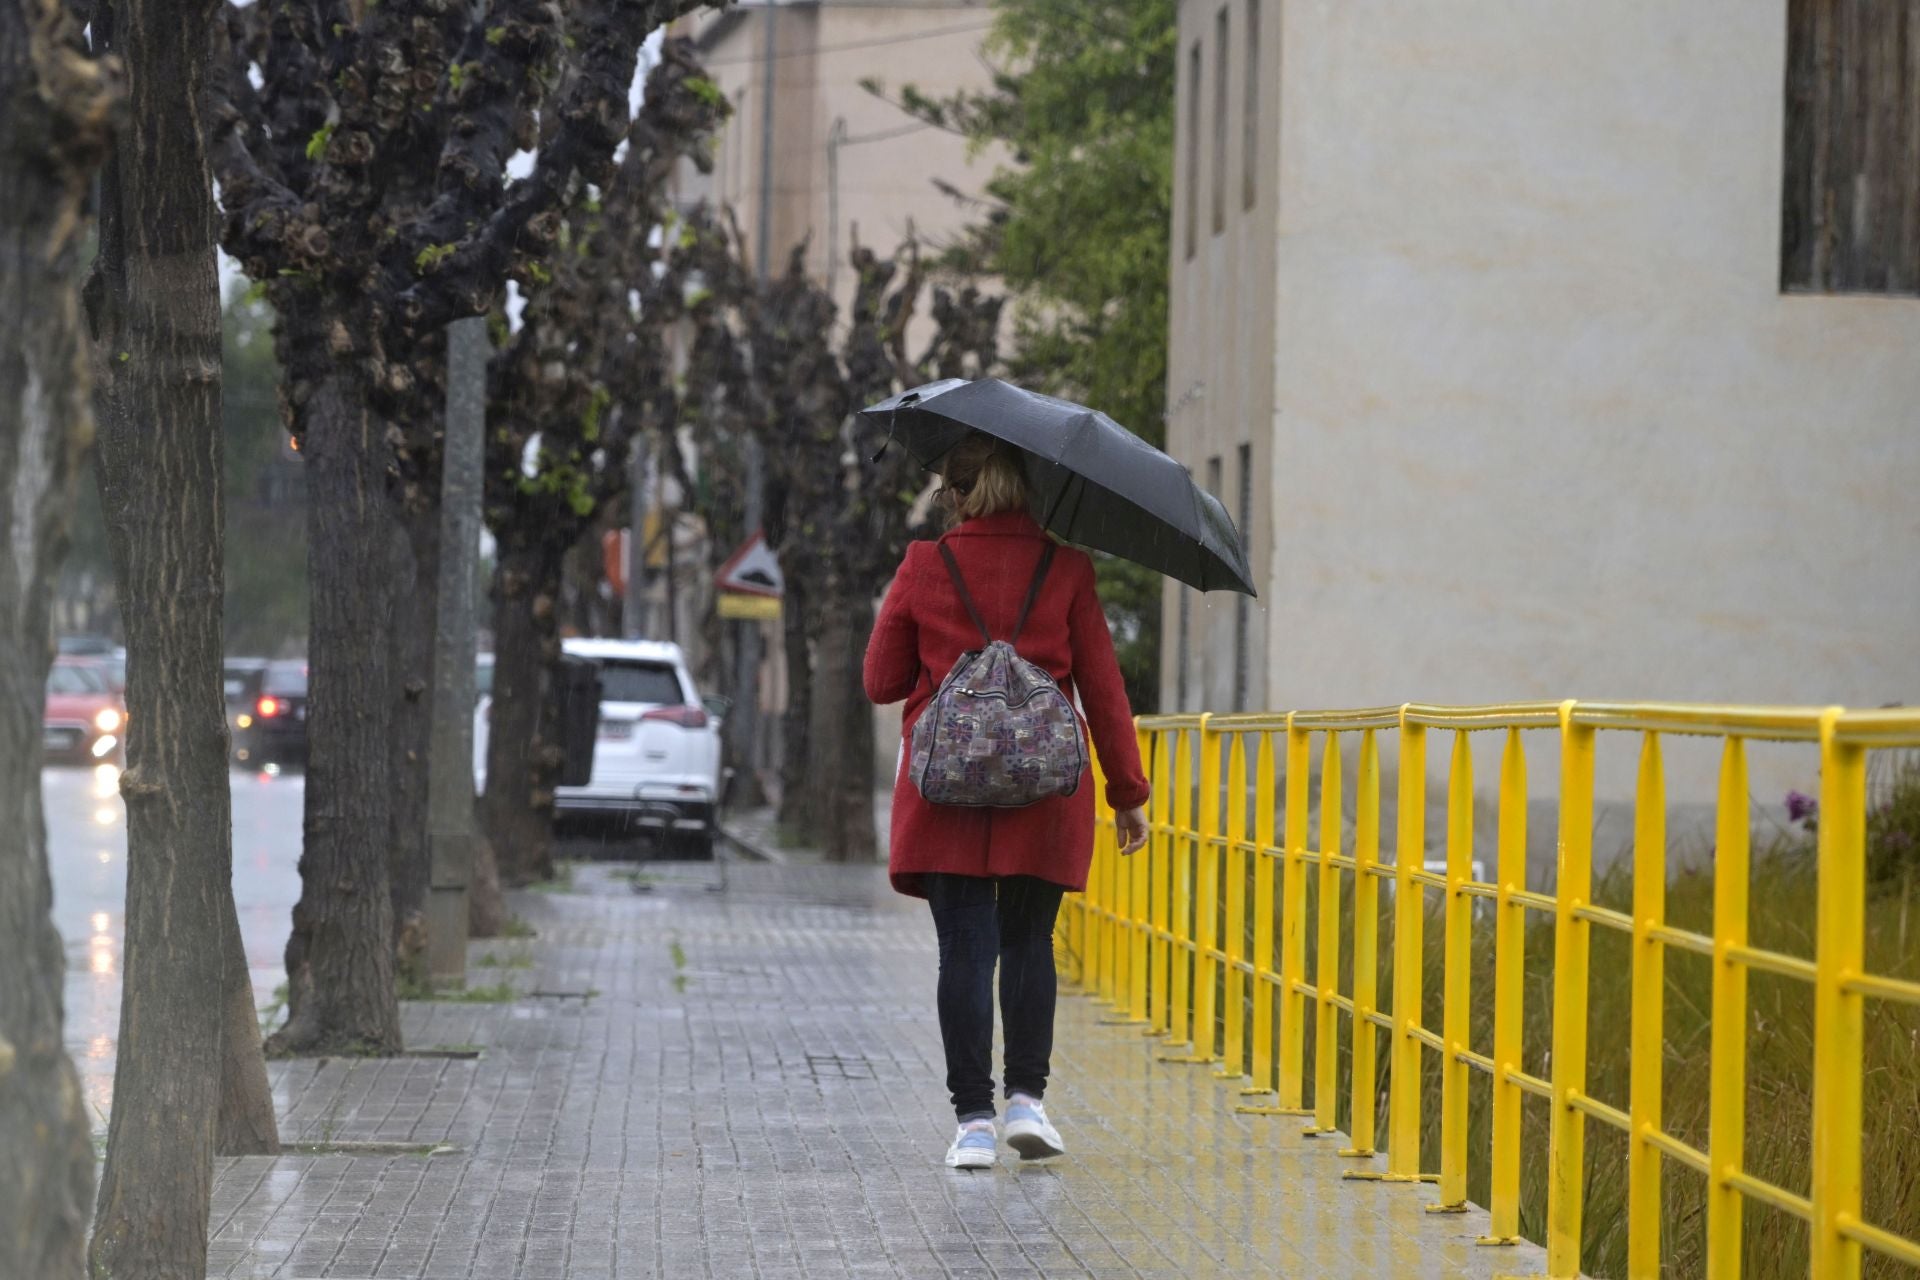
[641,705,708,729]
[257,696,281,718]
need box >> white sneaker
[1003,1097,1065,1160]
[944,1121,998,1169]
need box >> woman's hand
[1116,806,1149,855]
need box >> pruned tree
[680,222,1001,858]
[0,0,117,1270]
[210,0,704,1051]
[480,38,729,889]
[83,0,282,1264]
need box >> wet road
[45,762,303,1135]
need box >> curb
[718,819,787,865]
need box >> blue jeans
[923,873,1065,1122]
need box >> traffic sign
[714,530,783,598]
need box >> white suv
[476,638,726,857]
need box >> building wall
[688,1,997,328]
[1163,0,1279,715]
[1164,0,1920,802]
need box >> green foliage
[684,75,723,107]
[414,242,457,273]
[223,290,308,656]
[501,916,537,939]
[447,61,470,93]
[305,122,334,161]
[484,24,506,45]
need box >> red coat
[864,510,1152,897]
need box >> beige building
[1167,0,1920,798]
[676,0,997,321]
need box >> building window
[1243,0,1261,211]
[1186,41,1201,260]
[1781,0,1920,295]
[1234,443,1252,711]
[1212,7,1229,235]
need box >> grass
[501,915,537,939]
[531,860,576,893]
[1097,765,1920,1280]
[397,975,518,1003]
[474,950,534,970]
[257,981,290,1035]
[670,937,688,993]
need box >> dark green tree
[869,0,1176,711]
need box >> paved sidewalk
[207,861,1545,1279]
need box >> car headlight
[237,713,253,729]
[94,708,122,733]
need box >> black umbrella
[862,377,1256,596]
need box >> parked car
[43,658,126,764]
[223,658,270,764]
[475,639,724,857]
[249,660,309,766]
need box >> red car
[43,658,126,764]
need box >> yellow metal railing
[1058,701,1920,1280]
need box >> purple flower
[1786,790,1819,827]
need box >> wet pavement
[45,761,304,1135]
[47,773,1544,1277]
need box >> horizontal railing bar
[1202,713,1295,733]
[1362,863,1395,881]
[1291,980,1317,1000]
[1409,1026,1445,1053]
[1567,702,1825,740]
[1510,887,1559,913]
[1843,971,1920,1006]
[1645,1129,1711,1176]
[1727,944,1818,983]
[1136,715,1206,731]
[1403,702,1564,729]
[1648,924,1716,959]
[1830,709,1920,749]
[1457,1047,1496,1075]
[1574,903,1635,934]
[1363,1010,1394,1033]
[1839,1215,1920,1268]
[1410,871,1449,891]
[1726,1172,1813,1223]
[1289,706,1405,731]
[1506,1068,1554,1101]
[1569,1091,1632,1133]
[1458,882,1498,901]
[1324,852,1358,871]
[1326,992,1356,1015]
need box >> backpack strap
[937,544,994,646]
[1010,542,1057,646]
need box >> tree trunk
[215,908,279,1154]
[778,572,812,831]
[481,544,561,885]
[267,331,403,1057]
[807,581,878,862]
[468,828,509,938]
[83,0,278,1266]
[0,4,112,1272]
[390,506,439,985]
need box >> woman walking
[863,432,1151,1170]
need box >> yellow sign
[717,592,781,621]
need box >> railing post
[1129,725,1153,1024]
[1341,728,1382,1158]
[1810,709,1866,1280]
[1278,714,1310,1112]
[1169,715,1223,1063]
[1705,737,1749,1280]
[1167,726,1195,1047]
[1386,712,1427,1180]
[1217,731,1250,1081]
[1148,729,1173,1036]
[1433,729,1473,1209]
[1306,731,1344,1136]
[1481,728,1527,1244]
[1238,729,1290,1110]
[1628,732,1667,1278]
[1546,701,1596,1277]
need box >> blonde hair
[940,433,1029,524]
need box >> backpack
[908,542,1088,808]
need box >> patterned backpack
[909,542,1088,808]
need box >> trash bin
[554,655,602,788]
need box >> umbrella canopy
[862,378,1256,596]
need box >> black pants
[923,872,1066,1122]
